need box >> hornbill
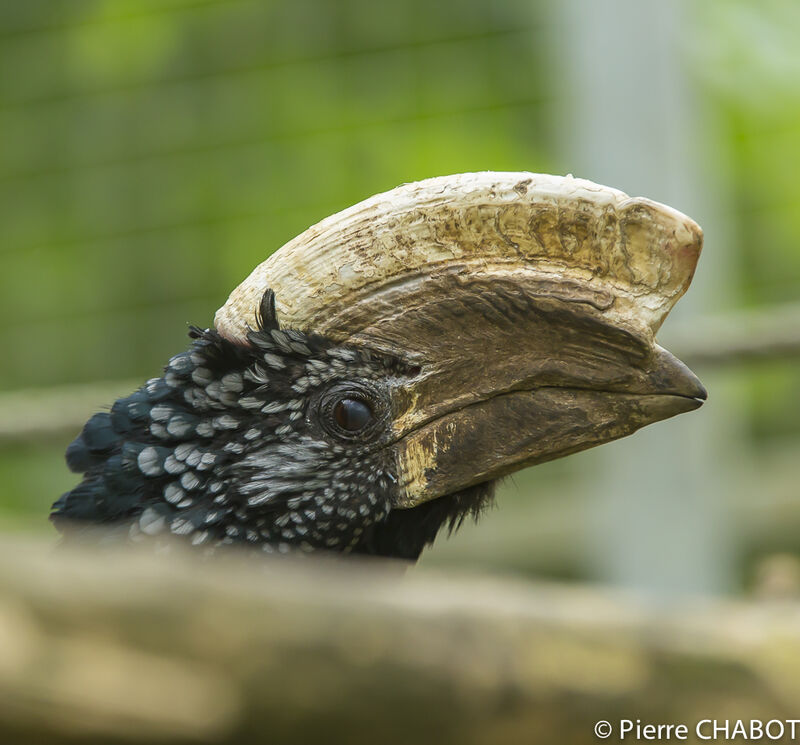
[52,172,706,561]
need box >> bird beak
[390,329,706,507]
[215,172,705,508]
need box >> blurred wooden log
[666,302,800,368]
[0,381,140,444]
[0,538,799,745]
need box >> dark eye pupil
[334,398,372,431]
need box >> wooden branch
[0,537,798,744]
[667,302,800,368]
[0,380,140,444]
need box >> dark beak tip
[684,372,707,403]
[652,347,707,403]
[669,370,707,412]
[687,393,706,411]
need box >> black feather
[81,413,117,451]
[256,288,279,331]
[65,437,92,473]
[351,481,496,560]
[53,287,491,561]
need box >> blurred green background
[2,0,799,596]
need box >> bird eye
[316,382,386,442]
[333,397,373,432]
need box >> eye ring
[317,382,387,442]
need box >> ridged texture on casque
[215,172,703,348]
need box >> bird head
[54,173,705,560]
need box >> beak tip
[686,393,706,412]
[652,347,707,403]
[683,371,707,405]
